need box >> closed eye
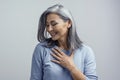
[51,22,58,26]
[51,21,58,26]
[46,21,58,27]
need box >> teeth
[50,32,56,36]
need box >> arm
[67,65,86,80]
[51,48,85,80]
[68,47,98,80]
[30,44,43,80]
[83,47,98,80]
[51,47,98,80]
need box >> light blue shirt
[30,42,98,80]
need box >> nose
[46,25,53,32]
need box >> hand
[51,47,76,70]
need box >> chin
[51,38,57,41]
[51,37,59,41]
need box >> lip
[50,32,57,37]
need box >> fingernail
[52,48,54,50]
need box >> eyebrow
[46,20,56,24]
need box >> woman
[30,4,98,80]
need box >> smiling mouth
[50,32,57,37]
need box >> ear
[67,20,72,28]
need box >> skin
[46,13,86,80]
[46,13,70,50]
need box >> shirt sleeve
[84,46,98,80]
[30,44,44,80]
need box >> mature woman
[30,4,98,80]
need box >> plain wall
[0,0,120,80]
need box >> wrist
[67,65,76,72]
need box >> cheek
[57,28,68,35]
[55,24,68,35]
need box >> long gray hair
[37,4,83,51]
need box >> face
[46,13,71,41]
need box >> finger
[54,47,65,55]
[51,53,61,61]
[51,60,60,64]
[52,48,62,57]
[54,47,63,54]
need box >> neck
[57,38,68,50]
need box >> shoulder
[34,39,54,53]
[78,44,95,58]
[33,41,48,52]
[35,39,50,49]
[32,42,48,59]
[36,42,47,48]
[81,44,93,52]
[36,38,56,48]
[81,44,95,60]
[34,41,49,53]
[33,40,54,60]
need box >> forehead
[46,13,62,22]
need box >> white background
[0,0,120,80]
